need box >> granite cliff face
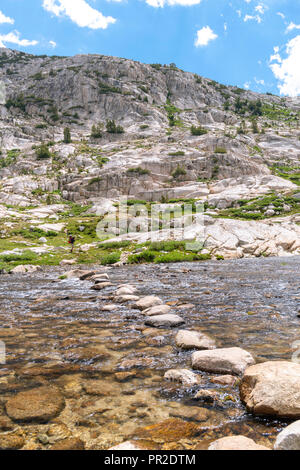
[0,48,299,260]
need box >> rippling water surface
[0,256,299,449]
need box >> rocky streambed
[0,256,300,450]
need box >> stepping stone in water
[192,347,255,376]
[135,296,163,310]
[145,314,185,328]
[143,305,171,316]
[274,420,300,450]
[116,285,137,296]
[92,282,112,290]
[240,361,300,418]
[208,436,270,451]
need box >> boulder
[176,330,216,350]
[145,314,185,328]
[59,259,76,266]
[274,420,300,450]
[240,361,300,418]
[208,435,270,450]
[79,271,97,280]
[91,273,109,281]
[143,305,171,316]
[62,269,88,279]
[92,282,112,290]
[114,295,140,303]
[192,347,255,376]
[164,369,200,386]
[101,304,118,312]
[5,386,65,423]
[116,285,137,296]
[211,375,238,387]
[11,265,41,274]
[135,296,163,310]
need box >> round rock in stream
[135,296,163,310]
[240,361,300,418]
[208,436,270,451]
[175,329,216,350]
[145,314,185,328]
[192,347,255,376]
[274,420,300,450]
[5,386,65,423]
[143,305,171,316]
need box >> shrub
[106,120,124,134]
[63,127,71,144]
[214,147,227,154]
[35,144,51,160]
[127,167,150,176]
[91,123,103,138]
[172,165,186,179]
[191,126,208,136]
[100,252,121,265]
[98,240,131,249]
[128,250,157,264]
[146,241,186,252]
[154,252,211,263]
[0,250,37,263]
[168,151,185,156]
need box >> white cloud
[244,14,262,24]
[0,10,14,25]
[255,77,265,85]
[42,0,116,29]
[0,31,38,48]
[286,22,300,33]
[277,12,285,20]
[146,0,202,6]
[49,40,57,48]
[255,4,266,15]
[195,26,218,47]
[270,35,300,96]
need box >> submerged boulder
[176,329,216,350]
[164,369,200,386]
[5,386,65,423]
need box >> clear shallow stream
[0,256,299,450]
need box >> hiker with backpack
[68,234,76,253]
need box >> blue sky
[0,0,299,96]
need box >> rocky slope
[0,48,299,264]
